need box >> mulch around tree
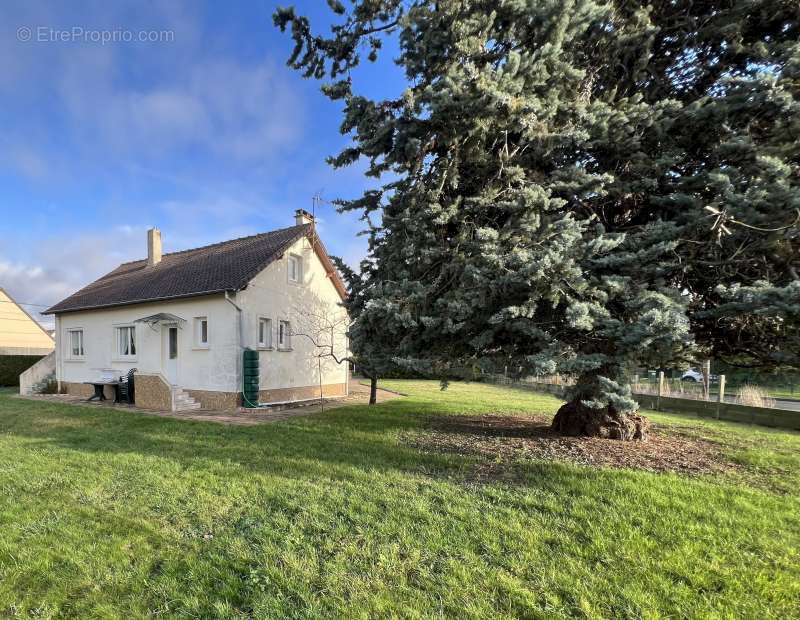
[404,414,741,478]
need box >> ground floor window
[67,329,84,358]
[258,317,272,348]
[194,316,208,347]
[278,320,291,349]
[116,326,136,358]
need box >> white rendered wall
[54,238,348,395]
[56,294,239,391]
[236,237,349,391]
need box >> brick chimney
[147,228,162,266]
[295,209,314,226]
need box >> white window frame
[288,253,302,284]
[115,325,137,360]
[194,316,209,349]
[257,317,273,349]
[278,320,292,350]
[66,328,85,360]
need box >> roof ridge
[42,221,347,315]
[116,223,309,266]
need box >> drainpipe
[55,314,62,393]
[224,290,244,401]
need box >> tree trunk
[551,371,649,441]
[369,375,378,405]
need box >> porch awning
[134,313,187,329]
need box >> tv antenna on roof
[310,189,332,242]
[312,190,326,221]
[308,190,324,248]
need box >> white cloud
[54,56,303,162]
[0,0,367,325]
[1,2,305,173]
[0,225,147,327]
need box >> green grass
[764,388,800,400]
[0,382,799,618]
[634,376,800,400]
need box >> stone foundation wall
[185,389,240,410]
[257,382,347,404]
[63,381,112,399]
[67,379,348,411]
[187,382,348,410]
[134,374,172,411]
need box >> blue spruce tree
[275,0,799,440]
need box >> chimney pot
[295,209,314,226]
[147,228,162,266]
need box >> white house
[43,210,350,411]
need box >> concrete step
[172,388,200,411]
[175,402,202,411]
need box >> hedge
[0,355,44,387]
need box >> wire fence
[479,370,799,411]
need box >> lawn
[1,381,799,618]
[766,387,800,401]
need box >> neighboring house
[43,210,349,410]
[0,287,54,356]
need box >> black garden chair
[118,368,137,405]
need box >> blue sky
[0,1,404,328]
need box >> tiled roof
[44,224,333,314]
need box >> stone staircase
[172,387,201,411]
[19,351,56,395]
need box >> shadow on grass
[2,392,765,502]
[0,395,472,483]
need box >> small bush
[40,379,58,394]
[736,385,776,409]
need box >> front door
[162,325,178,385]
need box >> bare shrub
[736,385,776,409]
[631,378,672,397]
[40,379,58,394]
[539,374,574,386]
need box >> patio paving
[16,379,401,426]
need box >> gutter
[43,289,235,315]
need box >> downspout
[226,289,270,409]
[55,314,62,393]
[224,290,244,404]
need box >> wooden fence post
[717,374,725,420]
[702,359,711,400]
[657,371,664,411]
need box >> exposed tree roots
[552,399,649,441]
